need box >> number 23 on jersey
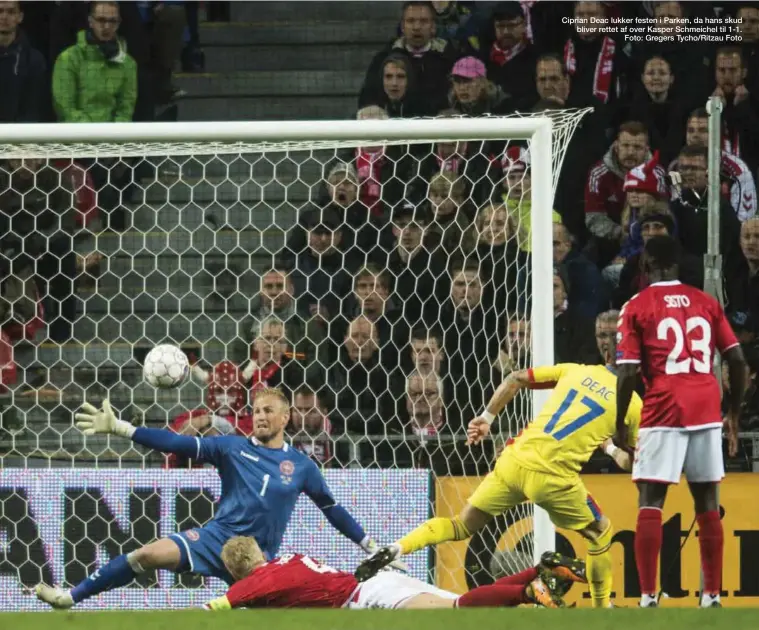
[657,316,711,375]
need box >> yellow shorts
[468,451,603,531]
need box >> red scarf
[356,148,385,216]
[563,35,616,103]
[490,40,527,66]
[436,154,463,175]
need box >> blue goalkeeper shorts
[170,524,237,584]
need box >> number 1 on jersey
[260,474,270,496]
[543,388,604,440]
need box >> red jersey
[617,280,739,429]
[224,554,357,609]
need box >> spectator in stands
[358,51,428,118]
[471,201,527,315]
[424,172,476,256]
[712,46,759,175]
[594,309,618,365]
[563,1,626,108]
[441,259,496,429]
[408,110,496,206]
[493,314,530,377]
[328,315,401,441]
[166,361,253,469]
[614,212,703,308]
[405,369,445,437]
[52,2,137,123]
[630,1,712,111]
[604,151,670,288]
[553,222,607,318]
[289,386,333,466]
[532,54,610,237]
[617,56,689,166]
[725,217,759,317]
[737,3,759,96]
[232,266,325,370]
[553,267,598,364]
[464,1,537,110]
[384,201,447,328]
[670,145,742,269]
[0,159,77,343]
[447,55,512,116]
[247,315,306,403]
[150,1,186,106]
[429,1,475,42]
[0,241,39,343]
[407,325,445,376]
[0,1,46,123]
[340,265,400,350]
[671,107,757,223]
[281,206,355,324]
[359,1,456,113]
[498,145,562,253]
[585,121,668,267]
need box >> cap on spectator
[327,162,358,184]
[451,56,486,80]
[392,199,430,224]
[623,150,664,197]
[728,310,756,334]
[501,145,530,172]
[492,1,524,20]
[303,207,343,233]
[639,211,675,235]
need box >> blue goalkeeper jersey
[195,435,335,557]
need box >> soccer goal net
[0,111,587,610]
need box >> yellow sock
[396,517,471,555]
[586,522,614,608]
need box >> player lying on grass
[33,388,401,609]
[203,536,577,610]
[614,235,748,608]
[355,311,640,609]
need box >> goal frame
[0,117,556,563]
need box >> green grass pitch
[2,608,758,630]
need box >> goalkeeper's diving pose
[33,387,403,609]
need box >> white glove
[360,537,409,573]
[75,399,135,438]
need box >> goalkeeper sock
[586,521,614,608]
[397,517,471,555]
[455,583,527,608]
[70,554,140,603]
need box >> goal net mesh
[0,109,587,610]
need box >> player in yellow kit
[355,311,641,608]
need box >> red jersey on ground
[617,280,739,430]
[225,554,357,609]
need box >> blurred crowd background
[0,0,758,474]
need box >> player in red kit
[202,536,574,610]
[614,235,748,609]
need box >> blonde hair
[476,202,520,244]
[357,105,388,121]
[254,387,290,409]
[429,172,466,199]
[221,536,265,582]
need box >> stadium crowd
[0,0,758,473]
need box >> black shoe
[354,546,396,583]
[539,551,587,584]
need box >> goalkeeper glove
[360,537,409,573]
[75,399,135,438]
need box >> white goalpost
[0,113,587,609]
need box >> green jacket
[53,31,137,123]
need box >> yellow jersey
[508,363,642,478]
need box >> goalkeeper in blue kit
[34,388,400,609]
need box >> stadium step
[73,228,287,258]
[199,19,398,46]
[175,70,365,98]
[204,43,377,73]
[126,202,298,232]
[177,95,359,122]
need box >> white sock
[640,593,658,607]
[701,593,720,607]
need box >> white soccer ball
[143,344,190,389]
